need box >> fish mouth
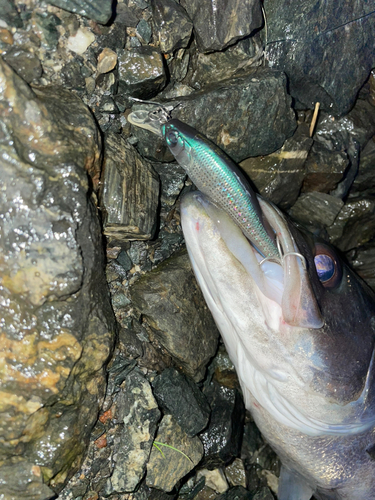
[181,191,323,330]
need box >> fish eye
[313,243,341,288]
[166,130,179,146]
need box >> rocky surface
[0,58,116,497]
[0,1,374,499]
[265,0,375,115]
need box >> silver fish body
[181,191,375,500]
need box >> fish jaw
[180,191,375,438]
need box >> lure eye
[313,243,341,288]
[166,130,179,146]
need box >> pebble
[66,27,95,55]
[97,47,118,74]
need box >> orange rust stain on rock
[99,408,113,424]
[94,434,107,449]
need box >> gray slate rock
[152,0,193,53]
[101,132,160,242]
[289,192,344,230]
[45,0,113,24]
[302,142,348,194]
[105,370,161,495]
[328,197,375,252]
[118,46,167,99]
[131,68,296,163]
[350,245,375,291]
[180,0,263,53]
[152,368,210,437]
[240,123,313,210]
[0,0,22,28]
[146,415,204,491]
[200,381,245,468]
[130,249,219,381]
[265,0,375,115]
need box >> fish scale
[163,120,279,260]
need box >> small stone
[101,132,159,241]
[136,19,152,44]
[151,368,210,437]
[200,381,245,468]
[146,415,204,491]
[152,0,193,53]
[117,46,167,99]
[105,370,161,494]
[66,27,95,55]
[97,47,118,74]
[197,469,228,494]
[225,459,246,488]
[0,27,13,44]
[117,250,133,271]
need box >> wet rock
[350,245,375,290]
[97,47,118,74]
[180,0,262,53]
[152,0,193,53]
[153,162,186,208]
[328,198,375,252]
[0,0,22,28]
[350,139,375,196]
[32,11,61,48]
[137,19,152,44]
[118,46,167,99]
[215,486,252,500]
[0,59,115,493]
[45,0,113,24]
[240,123,312,209]
[151,368,210,437]
[0,461,55,500]
[224,459,246,488]
[130,249,220,381]
[198,469,228,493]
[101,132,159,242]
[190,37,263,89]
[200,381,245,468]
[60,58,86,91]
[302,142,348,193]
[265,0,375,115]
[131,68,296,163]
[146,415,204,491]
[289,192,344,231]
[115,2,143,27]
[314,100,375,152]
[105,370,161,495]
[209,344,239,390]
[3,46,43,83]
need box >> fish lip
[181,191,323,330]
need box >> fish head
[180,191,375,437]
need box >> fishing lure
[128,103,280,261]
